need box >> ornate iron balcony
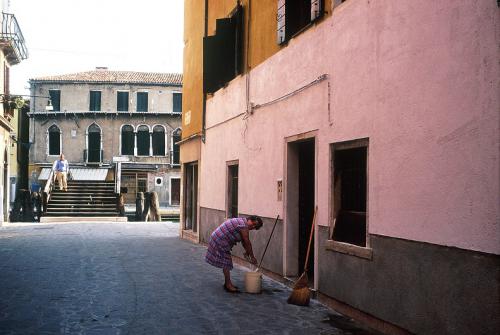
[0,12,28,65]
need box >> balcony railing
[0,12,28,65]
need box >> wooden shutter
[311,0,322,21]
[117,92,129,112]
[137,92,148,112]
[277,0,286,44]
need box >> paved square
[0,222,375,334]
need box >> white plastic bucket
[244,271,262,293]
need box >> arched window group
[46,123,174,161]
[121,124,168,157]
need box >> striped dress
[205,218,248,270]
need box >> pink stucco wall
[200,0,499,254]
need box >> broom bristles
[287,272,310,306]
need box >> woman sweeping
[205,216,263,293]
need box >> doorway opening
[87,123,102,164]
[184,162,198,232]
[226,161,238,218]
[3,149,8,221]
[286,137,315,281]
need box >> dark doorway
[3,149,7,221]
[184,163,198,232]
[297,140,315,277]
[286,137,315,280]
[87,124,101,163]
[170,178,180,206]
[227,163,238,218]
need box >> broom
[255,214,279,272]
[287,206,317,306]
[245,215,279,271]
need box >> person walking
[205,216,263,293]
[52,154,69,191]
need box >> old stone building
[0,3,28,223]
[28,69,182,217]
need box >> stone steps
[44,180,122,219]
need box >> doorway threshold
[181,229,198,243]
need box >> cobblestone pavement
[0,222,377,335]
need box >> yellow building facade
[181,0,332,239]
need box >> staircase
[44,180,120,218]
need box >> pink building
[189,1,499,333]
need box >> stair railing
[42,169,54,214]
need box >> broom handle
[303,206,317,272]
[257,215,279,269]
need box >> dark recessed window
[171,128,181,165]
[277,0,324,44]
[331,139,368,247]
[117,91,129,112]
[48,90,61,112]
[121,125,134,155]
[137,92,148,112]
[173,92,182,113]
[152,125,165,156]
[89,91,101,111]
[137,125,150,156]
[48,124,61,155]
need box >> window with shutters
[203,5,244,94]
[137,92,148,112]
[152,125,166,156]
[173,92,182,113]
[48,89,61,112]
[136,125,150,156]
[277,0,324,44]
[48,124,61,155]
[89,91,101,111]
[121,125,134,155]
[331,139,368,248]
[117,91,129,111]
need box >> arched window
[137,125,150,156]
[48,125,61,155]
[171,128,181,165]
[87,123,102,163]
[152,125,166,156]
[121,125,134,155]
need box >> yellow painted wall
[181,0,205,139]
[181,0,332,139]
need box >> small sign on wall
[71,129,77,138]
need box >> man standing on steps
[52,154,69,191]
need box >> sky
[8,0,184,96]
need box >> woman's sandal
[223,284,241,293]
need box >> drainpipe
[201,0,208,143]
